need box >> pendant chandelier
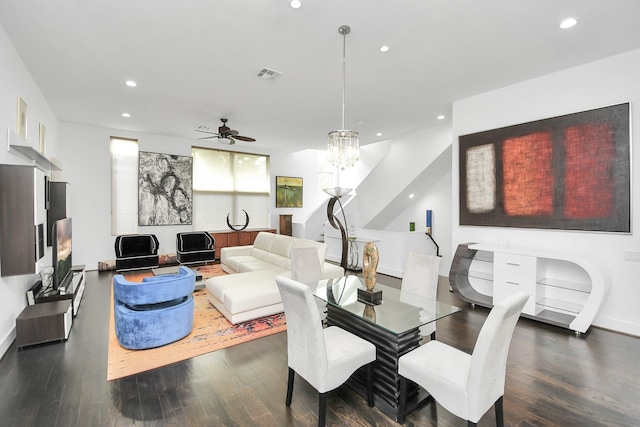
[327,25,359,171]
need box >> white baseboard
[593,314,640,337]
[0,327,16,361]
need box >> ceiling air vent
[257,67,282,80]
[195,125,215,132]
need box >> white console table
[449,243,609,334]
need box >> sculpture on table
[363,241,379,291]
[226,209,250,231]
[363,304,377,322]
[359,242,382,305]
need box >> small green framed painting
[276,176,303,208]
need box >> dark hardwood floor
[0,269,639,426]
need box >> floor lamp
[325,188,350,271]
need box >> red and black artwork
[459,103,630,232]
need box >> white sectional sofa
[206,232,344,324]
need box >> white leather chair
[397,292,528,426]
[275,276,377,427]
[291,247,327,321]
[401,252,441,340]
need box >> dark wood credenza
[208,228,276,255]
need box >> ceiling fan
[195,118,256,145]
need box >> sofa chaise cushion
[211,232,343,324]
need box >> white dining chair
[291,247,326,321]
[397,291,528,426]
[401,251,441,340]
[275,275,377,427]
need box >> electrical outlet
[624,250,640,262]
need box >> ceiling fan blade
[198,120,250,143]
[234,135,256,142]
[195,129,219,135]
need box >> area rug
[107,266,287,381]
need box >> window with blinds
[110,137,139,235]
[192,147,270,231]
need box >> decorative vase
[363,241,379,291]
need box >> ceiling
[2,1,640,153]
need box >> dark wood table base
[326,305,426,421]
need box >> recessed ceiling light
[125,80,137,87]
[437,115,445,120]
[409,194,415,199]
[289,0,302,9]
[376,132,382,137]
[122,113,131,118]
[380,45,390,52]
[560,18,577,29]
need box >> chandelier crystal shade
[327,25,359,171]
[327,129,359,168]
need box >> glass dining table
[314,274,462,421]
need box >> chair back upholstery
[114,234,160,271]
[401,252,440,299]
[276,276,328,389]
[401,252,441,336]
[467,292,528,421]
[176,231,214,251]
[114,234,159,257]
[114,266,195,306]
[291,247,323,287]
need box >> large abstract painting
[459,103,630,232]
[139,151,193,225]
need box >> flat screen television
[52,217,72,290]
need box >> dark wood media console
[34,265,86,317]
[17,266,86,349]
[16,300,72,349]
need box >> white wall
[383,169,453,275]
[349,126,452,229]
[268,148,335,235]
[0,24,59,357]
[452,48,640,336]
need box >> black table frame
[325,304,426,421]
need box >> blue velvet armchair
[113,266,196,350]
